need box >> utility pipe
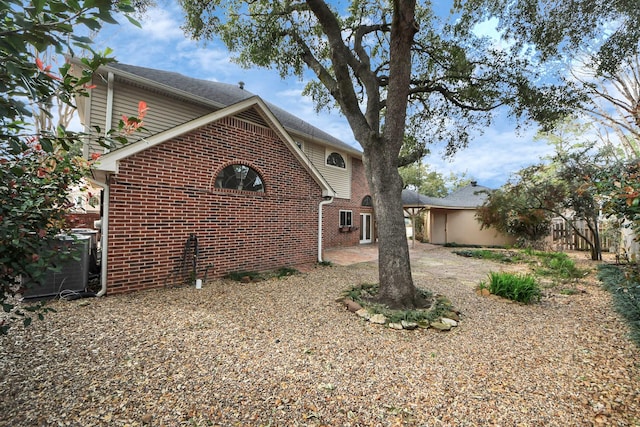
[88,177,109,297]
[317,196,334,262]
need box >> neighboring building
[65,180,101,229]
[402,182,515,246]
[74,62,374,295]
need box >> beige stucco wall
[428,208,515,246]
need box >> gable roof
[100,62,362,157]
[92,96,336,198]
[437,183,491,208]
[402,189,444,207]
[402,182,492,209]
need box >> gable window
[339,210,353,227]
[362,195,372,206]
[215,164,264,192]
[326,152,346,168]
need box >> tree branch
[305,0,379,140]
[409,83,503,111]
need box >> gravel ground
[1,246,639,426]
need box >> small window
[340,210,353,227]
[362,195,372,206]
[326,152,345,168]
[215,164,264,192]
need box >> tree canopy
[456,0,640,75]
[181,0,578,157]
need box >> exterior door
[360,213,372,244]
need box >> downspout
[89,177,110,297]
[90,71,114,297]
[318,196,334,262]
[105,72,114,139]
[96,72,114,297]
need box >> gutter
[318,196,334,262]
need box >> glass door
[360,213,372,244]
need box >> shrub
[598,264,640,347]
[453,249,523,263]
[530,251,583,279]
[481,271,541,304]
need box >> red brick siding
[322,157,373,248]
[106,115,324,294]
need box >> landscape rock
[417,321,430,329]
[355,308,371,319]
[388,322,403,330]
[401,321,418,330]
[430,321,452,331]
[369,314,387,324]
[344,299,363,313]
[443,311,460,321]
[441,318,458,327]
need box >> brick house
[74,62,374,295]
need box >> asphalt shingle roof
[107,63,361,155]
[401,189,444,206]
[402,183,492,208]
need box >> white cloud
[426,126,551,188]
[138,8,185,41]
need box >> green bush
[453,249,523,263]
[532,251,582,278]
[597,264,640,347]
[481,271,541,304]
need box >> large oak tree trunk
[363,140,425,309]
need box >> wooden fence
[547,219,612,252]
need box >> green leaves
[594,159,640,237]
[457,0,640,75]
[1,147,90,332]
[1,0,136,150]
[482,271,541,304]
[1,0,143,334]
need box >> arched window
[215,164,264,192]
[326,152,345,168]
[362,195,372,206]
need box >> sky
[88,0,556,190]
